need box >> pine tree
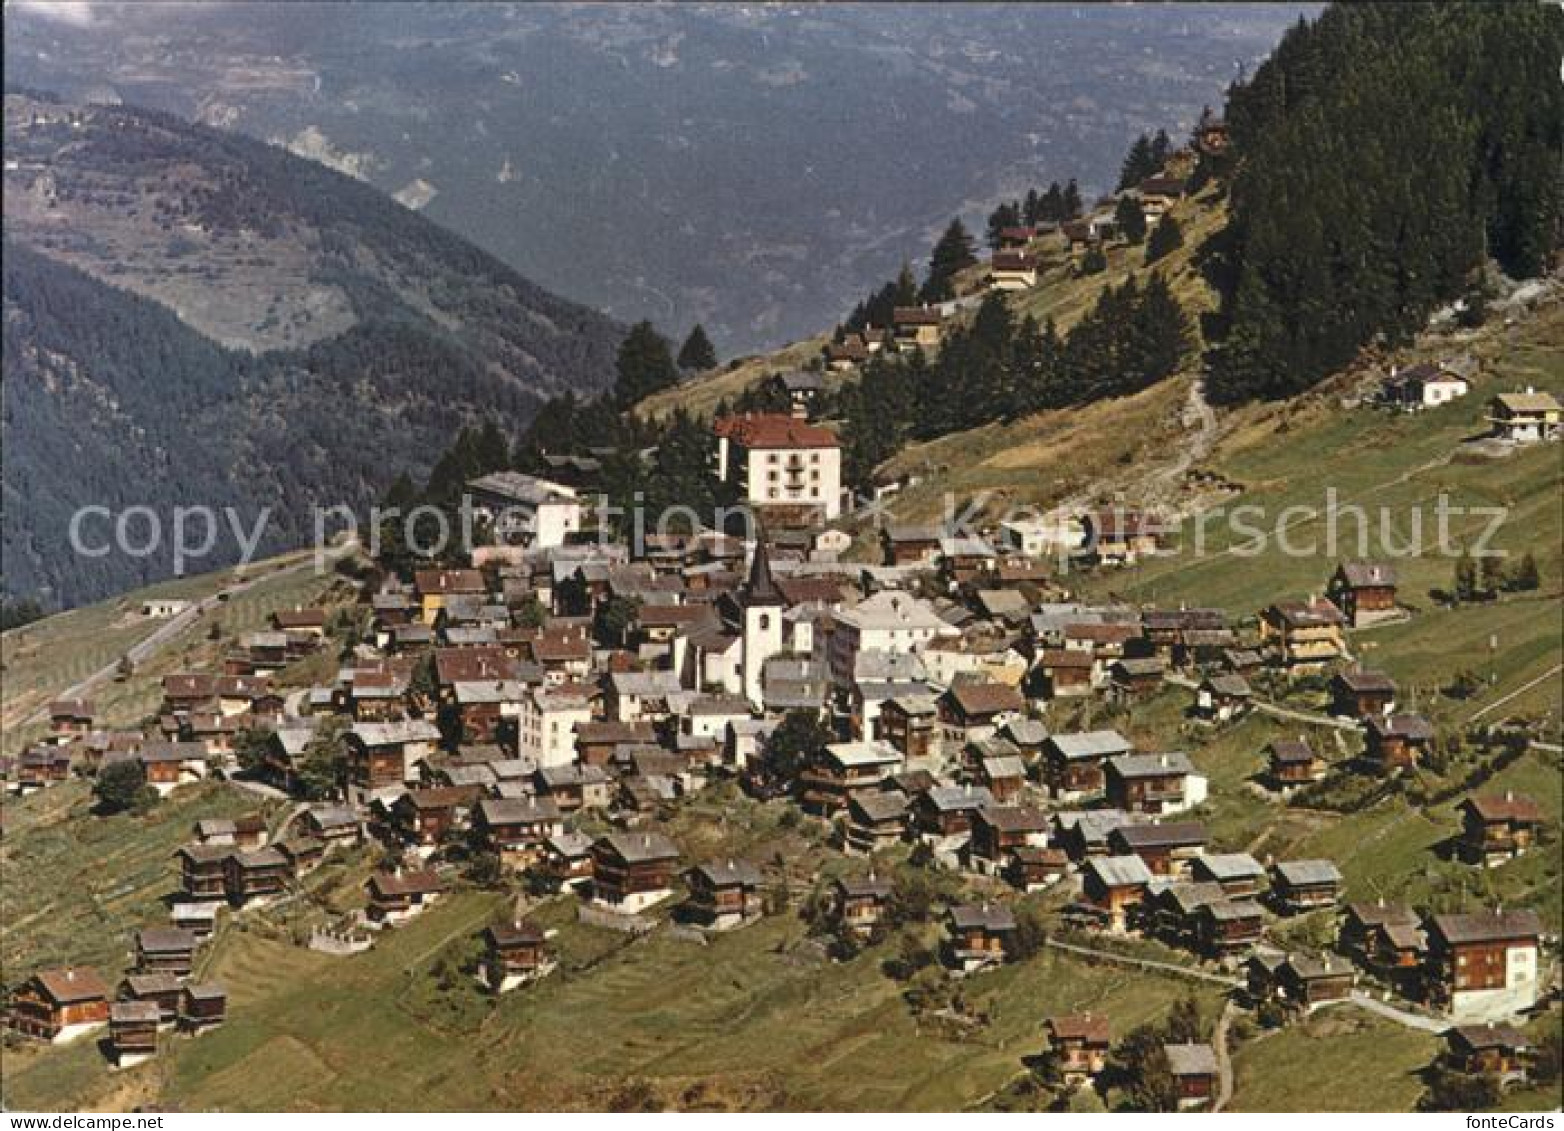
[1119,133,1157,190]
[1040,182,1065,223]
[677,324,718,371]
[1022,187,1042,226]
[1062,180,1083,220]
[1115,195,1148,244]
[920,218,978,303]
[1145,214,1185,263]
[986,201,1022,249]
[613,321,680,405]
[1078,245,1107,276]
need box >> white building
[713,414,843,520]
[466,471,582,549]
[999,515,1086,559]
[516,687,591,768]
[825,590,958,688]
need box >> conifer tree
[1145,214,1184,263]
[920,218,978,303]
[612,320,680,406]
[1115,196,1148,244]
[676,324,718,372]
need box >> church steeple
[744,531,783,607]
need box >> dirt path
[1467,663,1563,723]
[1212,999,1238,1111]
[1042,936,1242,988]
[21,541,355,727]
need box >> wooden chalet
[1330,668,1397,718]
[135,927,198,977]
[1458,792,1544,866]
[1363,712,1434,772]
[798,741,904,816]
[1165,1043,1218,1110]
[1105,752,1198,815]
[1267,738,1327,787]
[180,982,227,1032]
[1269,859,1343,914]
[1045,1013,1110,1084]
[1425,908,1543,1018]
[1327,561,1399,627]
[1258,597,1347,670]
[1444,1023,1532,1084]
[177,844,230,900]
[1038,648,1095,698]
[844,789,909,853]
[119,973,182,1024]
[1194,897,1265,957]
[833,873,894,937]
[1080,855,1152,932]
[877,694,939,759]
[110,1000,161,1065]
[223,847,291,904]
[476,796,563,866]
[367,868,446,925]
[945,903,1017,971]
[1108,821,1207,877]
[482,920,550,993]
[9,967,110,1042]
[1042,730,1132,800]
[683,859,765,929]
[591,832,680,913]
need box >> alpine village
[2,2,1562,1116]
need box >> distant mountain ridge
[2,93,622,608]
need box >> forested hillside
[2,94,623,608]
[1207,3,1563,401]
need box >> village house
[1327,561,1400,627]
[1266,738,1328,788]
[832,873,894,938]
[881,524,943,567]
[939,681,1026,745]
[767,370,825,418]
[1248,952,1355,1014]
[1080,855,1153,932]
[1104,752,1206,816]
[390,786,483,851]
[137,741,210,795]
[1044,1013,1111,1085]
[1443,1023,1532,1086]
[476,796,564,868]
[844,789,909,853]
[534,763,613,813]
[15,745,72,792]
[1341,899,1420,963]
[541,830,596,890]
[1161,1042,1219,1110]
[346,720,442,796]
[1425,908,1543,1020]
[109,1000,161,1067]
[1194,897,1265,957]
[1137,175,1188,224]
[1380,360,1471,411]
[48,698,94,743]
[1190,852,1267,899]
[223,848,291,905]
[966,805,1050,878]
[1269,859,1343,914]
[1042,729,1133,800]
[1079,509,1162,565]
[1108,656,1166,700]
[989,250,1038,290]
[945,903,1017,972]
[591,832,681,913]
[799,740,905,815]
[712,413,843,522]
[516,686,594,767]
[135,927,198,978]
[1108,821,1207,877]
[1363,712,1435,772]
[9,967,111,1043]
[1458,792,1545,867]
[1193,673,1252,722]
[1259,597,1348,670]
[466,471,582,549]
[414,568,488,625]
[177,844,230,900]
[1331,668,1398,718]
[975,750,1027,803]
[877,694,940,759]
[180,982,227,1033]
[892,305,943,349]
[1487,389,1562,444]
[683,859,765,929]
[300,804,363,846]
[367,868,446,925]
[481,920,552,993]
[120,972,183,1025]
[911,783,994,845]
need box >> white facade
[516,689,591,768]
[826,592,957,687]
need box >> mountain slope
[3,2,1312,353]
[3,93,622,608]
